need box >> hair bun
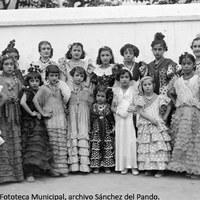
[154,32,165,41]
[7,40,16,49]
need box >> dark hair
[24,71,43,87]
[45,64,60,79]
[38,41,53,58]
[96,46,115,65]
[151,32,168,51]
[93,85,113,103]
[179,52,195,65]
[65,42,86,59]
[120,44,139,58]
[69,66,87,82]
[2,40,20,60]
[0,55,16,71]
[191,35,200,49]
[115,68,133,81]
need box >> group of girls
[0,31,200,184]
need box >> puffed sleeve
[58,80,71,104]
[134,95,146,108]
[158,95,171,107]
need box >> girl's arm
[111,99,117,114]
[162,102,172,122]
[33,89,51,118]
[0,91,8,107]
[21,93,40,118]
[167,90,176,106]
[139,108,159,126]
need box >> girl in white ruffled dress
[135,76,171,178]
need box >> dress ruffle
[168,106,200,175]
[137,119,171,170]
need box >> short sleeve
[158,95,171,107]
[134,95,146,108]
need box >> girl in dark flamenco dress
[0,55,23,183]
[90,85,115,174]
[20,66,51,182]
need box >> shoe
[50,171,60,177]
[26,175,35,182]
[155,171,164,178]
[61,173,69,177]
[93,168,99,174]
[145,171,152,176]
[121,169,128,174]
[185,173,191,178]
[131,168,139,176]
[190,174,200,180]
[105,168,111,174]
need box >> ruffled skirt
[168,106,200,175]
[21,116,51,175]
[44,105,68,175]
[0,121,23,183]
[67,104,90,172]
[137,119,171,170]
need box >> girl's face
[120,72,131,87]
[181,57,194,75]
[40,43,51,59]
[152,43,165,60]
[142,79,154,94]
[100,50,112,65]
[124,49,134,63]
[29,78,40,90]
[192,40,200,58]
[96,91,106,104]
[47,72,59,85]
[3,58,15,75]
[71,45,82,60]
[9,52,19,62]
[73,71,84,85]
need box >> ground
[0,171,199,200]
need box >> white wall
[0,4,200,70]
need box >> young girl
[168,53,200,179]
[58,42,88,85]
[135,76,171,178]
[20,66,51,182]
[2,40,24,84]
[90,85,115,174]
[120,43,142,81]
[67,66,92,172]
[33,64,71,177]
[111,69,138,175]
[90,46,115,103]
[191,34,200,74]
[0,55,23,183]
[32,41,56,81]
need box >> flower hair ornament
[28,63,42,73]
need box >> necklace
[48,84,59,97]
[124,61,135,71]
[40,57,50,64]
[144,93,154,101]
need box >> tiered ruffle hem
[137,119,171,170]
[44,105,68,175]
[22,116,51,174]
[168,106,200,175]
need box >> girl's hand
[127,105,136,113]
[151,119,159,126]
[43,111,53,118]
[32,111,42,120]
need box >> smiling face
[152,43,165,60]
[192,39,200,58]
[100,50,112,66]
[3,58,15,75]
[70,45,82,60]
